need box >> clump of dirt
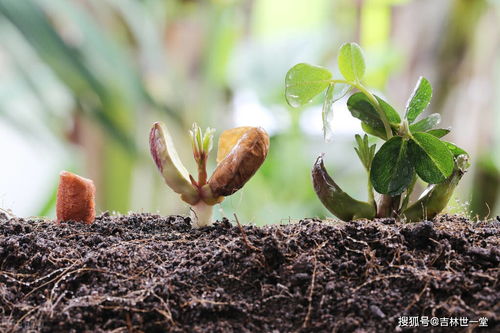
[0,213,498,332]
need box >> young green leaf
[347,93,400,139]
[370,137,414,195]
[362,122,387,140]
[427,128,450,138]
[405,77,432,123]
[347,93,383,129]
[377,97,402,124]
[322,83,351,142]
[409,113,441,133]
[337,42,366,83]
[285,63,332,108]
[354,134,376,170]
[190,123,215,162]
[408,132,454,184]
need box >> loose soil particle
[0,213,498,332]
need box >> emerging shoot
[285,42,470,221]
[150,122,269,227]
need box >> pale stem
[190,201,214,228]
[367,178,375,207]
[401,173,417,211]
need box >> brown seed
[208,127,269,197]
[56,171,96,224]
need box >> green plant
[285,42,470,221]
[149,122,270,227]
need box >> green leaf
[408,132,454,184]
[347,93,382,128]
[409,113,441,132]
[322,83,350,142]
[370,137,414,195]
[377,96,401,124]
[285,63,332,107]
[427,128,450,138]
[347,93,400,139]
[337,42,366,82]
[362,122,387,140]
[354,134,376,170]
[443,141,469,157]
[405,77,432,123]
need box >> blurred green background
[0,0,499,224]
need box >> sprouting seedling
[285,42,470,221]
[149,122,270,227]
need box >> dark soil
[0,213,498,333]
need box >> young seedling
[56,171,96,224]
[285,42,470,221]
[149,122,269,227]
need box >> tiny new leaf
[362,122,387,141]
[285,63,332,108]
[405,77,432,123]
[408,132,454,184]
[354,134,375,171]
[370,136,414,195]
[337,42,366,83]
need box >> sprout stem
[367,179,375,207]
[400,173,417,211]
[197,154,208,186]
[190,201,214,228]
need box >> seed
[56,171,96,224]
[209,127,269,197]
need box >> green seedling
[149,122,270,227]
[285,42,470,221]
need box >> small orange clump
[56,171,96,224]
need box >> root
[234,213,259,252]
[302,255,318,329]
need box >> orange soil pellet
[56,171,96,224]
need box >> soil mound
[0,213,498,332]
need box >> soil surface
[0,213,499,332]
